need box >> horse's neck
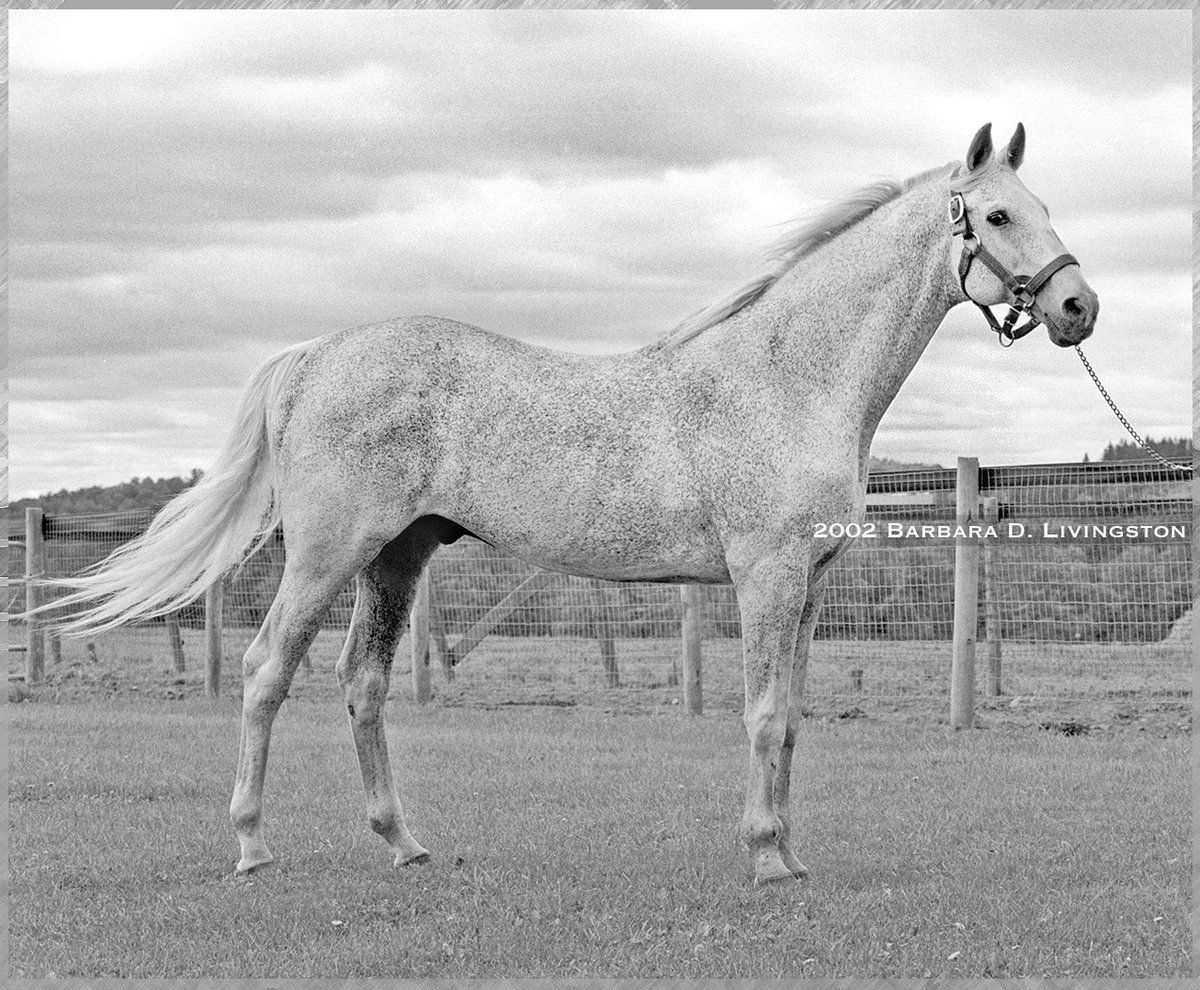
[709,178,959,444]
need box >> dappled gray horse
[50,124,1096,885]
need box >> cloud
[19,11,1187,251]
[13,161,806,366]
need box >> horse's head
[950,122,1098,347]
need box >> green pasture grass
[9,694,1189,978]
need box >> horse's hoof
[394,849,432,868]
[235,852,275,875]
[754,865,799,887]
[753,849,799,887]
[780,844,810,878]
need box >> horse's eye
[986,211,1009,227]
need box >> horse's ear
[1002,122,1025,171]
[965,123,993,173]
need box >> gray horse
[47,123,1096,885]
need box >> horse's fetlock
[368,809,398,837]
[230,806,259,835]
[741,812,782,849]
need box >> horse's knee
[744,708,786,757]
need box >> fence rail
[9,459,1192,715]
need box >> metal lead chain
[1075,345,1193,474]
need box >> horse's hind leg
[335,528,438,868]
[231,550,356,873]
[773,574,828,879]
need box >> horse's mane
[650,162,958,353]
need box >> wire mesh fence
[982,461,1191,699]
[9,460,1192,706]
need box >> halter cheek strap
[949,191,1078,346]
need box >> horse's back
[287,315,658,443]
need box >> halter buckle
[948,193,966,225]
[1011,281,1035,311]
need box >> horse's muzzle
[1046,282,1098,347]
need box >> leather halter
[949,191,1077,346]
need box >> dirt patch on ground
[972,694,1192,738]
[10,655,1190,737]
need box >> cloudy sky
[10,8,1191,500]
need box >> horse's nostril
[1063,296,1085,318]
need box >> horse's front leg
[773,574,828,879]
[731,541,812,886]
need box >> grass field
[9,680,1190,978]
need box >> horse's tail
[37,340,315,637]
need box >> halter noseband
[949,191,1077,347]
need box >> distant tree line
[1089,437,1192,463]
[11,470,203,519]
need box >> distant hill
[867,456,944,473]
[10,471,202,519]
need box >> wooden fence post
[950,457,980,728]
[25,507,46,684]
[428,573,453,683]
[680,584,704,715]
[598,636,619,688]
[982,495,1002,697]
[411,569,431,703]
[591,579,619,688]
[167,614,185,673]
[205,582,223,699]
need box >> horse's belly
[515,543,732,585]
[456,498,732,584]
